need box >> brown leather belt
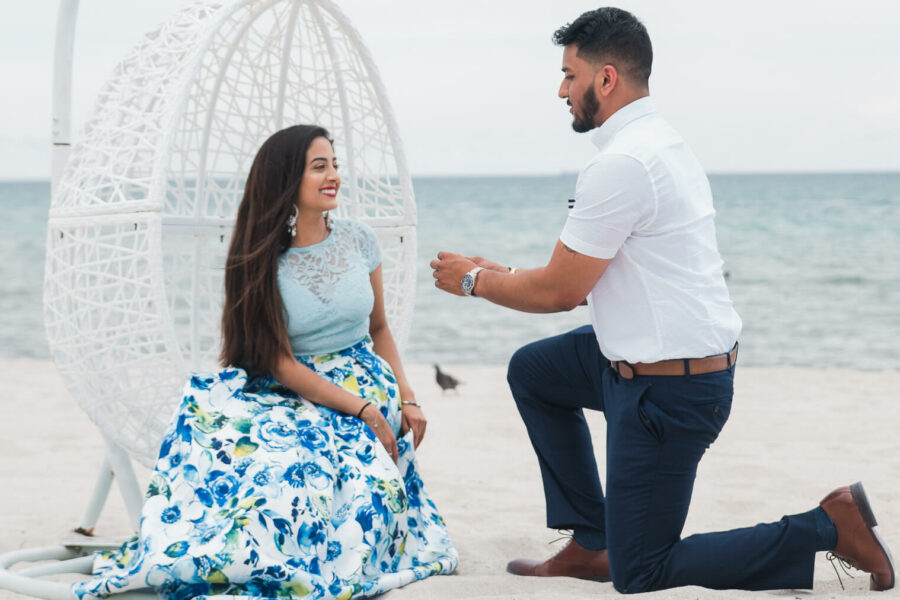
[609,343,738,380]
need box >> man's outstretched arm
[430,240,611,313]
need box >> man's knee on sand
[607,538,671,595]
[610,564,659,595]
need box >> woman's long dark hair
[221,124,331,376]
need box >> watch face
[461,273,474,294]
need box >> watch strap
[462,266,484,296]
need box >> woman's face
[297,136,340,213]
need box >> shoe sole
[505,565,611,583]
[850,481,895,591]
[506,561,610,583]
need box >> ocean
[2,173,898,369]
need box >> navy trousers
[508,325,816,593]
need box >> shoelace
[549,529,574,545]
[826,552,856,590]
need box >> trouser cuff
[573,527,607,551]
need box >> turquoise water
[2,174,898,369]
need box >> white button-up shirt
[560,97,742,363]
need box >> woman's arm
[368,264,427,448]
[273,353,398,462]
[273,355,365,414]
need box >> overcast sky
[2,0,899,179]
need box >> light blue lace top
[278,219,382,356]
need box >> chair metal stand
[0,438,146,599]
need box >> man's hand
[469,256,507,273]
[430,252,478,296]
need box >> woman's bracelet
[356,403,371,419]
[401,401,420,407]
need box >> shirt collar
[590,96,656,150]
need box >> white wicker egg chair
[0,1,416,598]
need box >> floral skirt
[73,337,458,600]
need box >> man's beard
[571,85,600,133]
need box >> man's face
[559,45,601,133]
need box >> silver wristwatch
[461,266,484,296]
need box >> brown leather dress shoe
[820,481,895,591]
[506,537,610,582]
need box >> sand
[0,359,897,599]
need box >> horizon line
[2,169,899,184]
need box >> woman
[74,125,458,600]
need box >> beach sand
[0,359,897,599]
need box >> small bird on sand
[434,364,460,393]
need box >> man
[430,7,894,594]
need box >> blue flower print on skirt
[73,337,457,600]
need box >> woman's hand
[400,391,427,448]
[359,404,398,463]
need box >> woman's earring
[287,206,298,237]
[324,211,333,231]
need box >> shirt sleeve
[559,153,655,259]
[357,221,382,272]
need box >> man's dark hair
[553,7,652,85]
